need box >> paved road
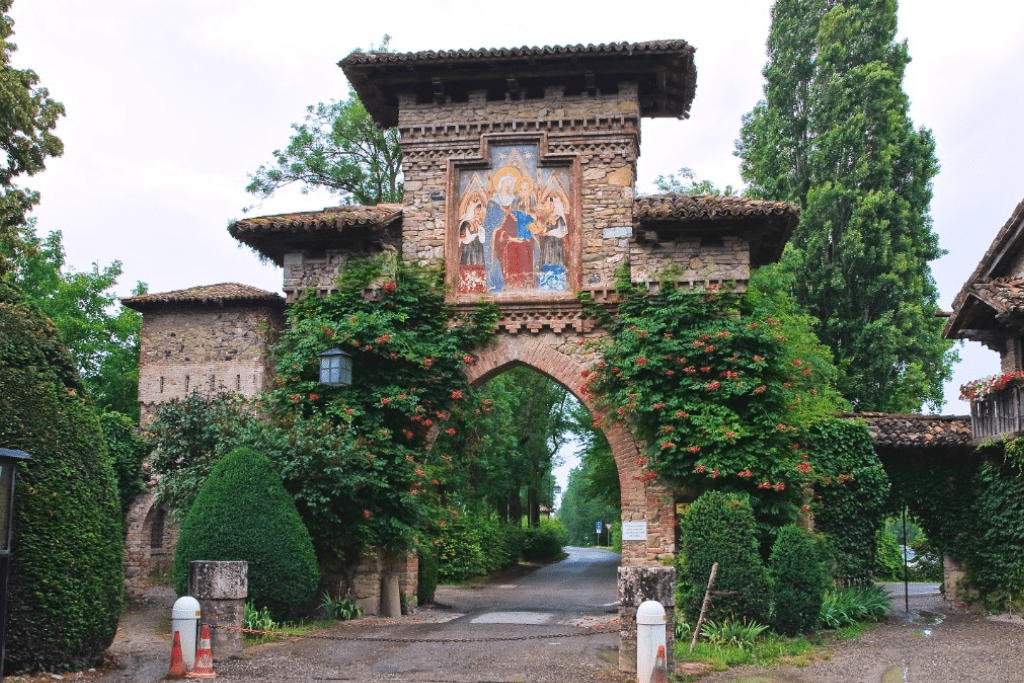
[99,547,629,683]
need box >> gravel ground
[10,580,1024,683]
[694,592,1024,683]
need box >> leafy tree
[557,465,618,546]
[0,0,64,276]
[653,167,735,196]
[736,0,955,411]
[246,37,401,207]
[4,224,144,417]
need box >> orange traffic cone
[649,644,668,683]
[186,624,217,678]
[169,631,186,679]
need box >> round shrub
[679,490,770,624]
[769,525,828,635]
[172,447,319,617]
[0,281,124,672]
[522,518,566,562]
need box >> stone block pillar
[618,565,675,673]
[190,560,247,659]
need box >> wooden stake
[689,562,718,653]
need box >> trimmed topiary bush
[769,524,828,635]
[0,281,124,672]
[172,447,319,617]
[679,490,770,624]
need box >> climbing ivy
[152,257,497,561]
[583,270,846,532]
[802,418,890,584]
[889,444,1024,609]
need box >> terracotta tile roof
[635,193,798,266]
[228,204,403,266]
[340,40,697,128]
[635,193,797,222]
[945,197,1024,339]
[848,412,973,451]
[121,283,284,312]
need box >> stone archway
[464,333,677,567]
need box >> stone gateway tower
[228,40,796,671]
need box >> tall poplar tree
[736,0,955,412]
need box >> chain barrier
[209,621,619,644]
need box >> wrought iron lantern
[0,448,30,677]
[318,348,353,387]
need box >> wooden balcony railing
[970,384,1024,444]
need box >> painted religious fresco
[456,144,572,295]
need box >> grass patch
[674,621,884,679]
[242,617,338,647]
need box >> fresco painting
[457,144,571,295]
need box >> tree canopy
[3,224,144,417]
[246,38,402,207]
[0,0,64,275]
[736,0,956,412]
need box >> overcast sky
[10,0,1024,421]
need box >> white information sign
[621,521,648,541]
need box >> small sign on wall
[621,521,647,541]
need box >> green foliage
[888,450,1024,607]
[557,464,619,546]
[433,513,525,582]
[873,528,904,582]
[243,602,278,632]
[521,517,566,561]
[803,418,890,584]
[148,392,256,524]
[653,167,735,196]
[318,592,363,621]
[679,491,771,624]
[434,514,486,582]
[99,410,149,516]
[172,447,320,618]
[0,0,65,276]
[818,584,890,629]
[246,37,400,208]
[586,281,843,531]
[417,548,439,605]
[0,280,123,672]
[768,525,827,635]
[736,0,955,412]
[699,619,769,649]
[245,94,401,207]
[3,226,144,417]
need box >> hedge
[0,281,124,672]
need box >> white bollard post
[636,600,666,683]
[171,596,201,671]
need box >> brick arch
[465,334,676,566]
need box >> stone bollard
[190,561,247,659]
[617,566,675,674]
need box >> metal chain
[208,622,619,643]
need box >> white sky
[10,0,1024,427]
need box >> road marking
[471,612,553,624]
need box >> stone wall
[136,304,284,424]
